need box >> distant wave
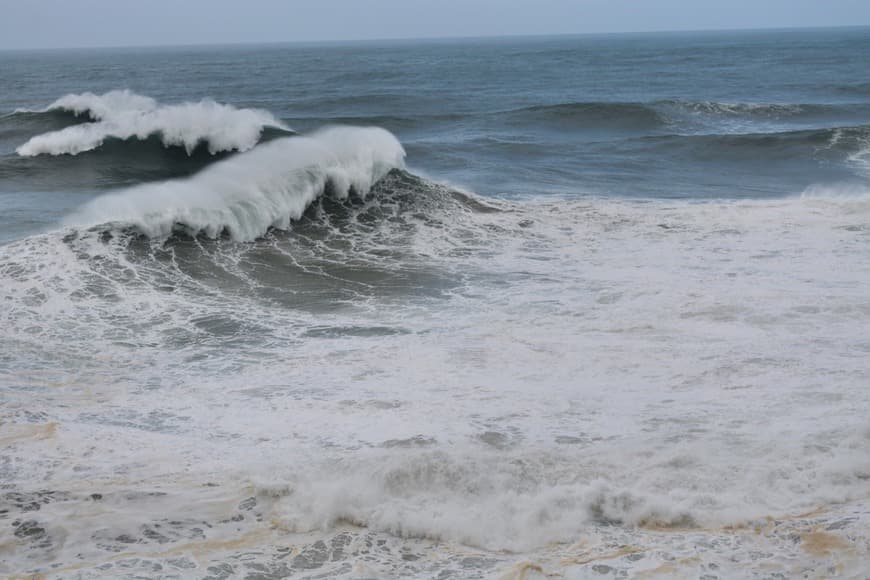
[15,90,292,157]
[639,124,870,160]
[490,99,869,135]
[836,81,870,97]
[65,126,406,241]
[275,100,869,136]
[577,123,870,189]
[657,99,829,118]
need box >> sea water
[1,28,869,578]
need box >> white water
[15,90,290,156]
[2,182,869,576]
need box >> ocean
[1,27,869,578]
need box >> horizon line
[1,23,868,53]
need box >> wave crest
[15,90,291,157]
[65,126,405,241]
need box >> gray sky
[1,0,869,50]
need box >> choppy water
[1,28,869,579]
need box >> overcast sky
[1,0,869,50]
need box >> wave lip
[65,126,406,241]
[15,90,291,157]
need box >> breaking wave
[65,126,406,240]
[15,90,292,157]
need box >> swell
[641,124,870,160]
[492,100,870,133]
[0,136,241,190]
[500,102,669,131]
[836,81,870,97]
[14,90,292,157]
[246,100,870,138]
[6,94,867,162]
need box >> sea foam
[65,126,406,240]
[16,90,290,156]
